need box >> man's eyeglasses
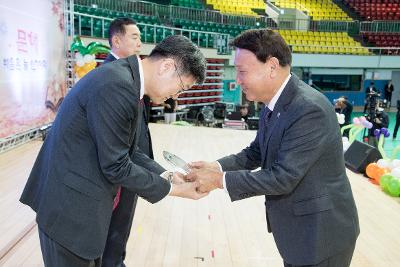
[174,63,187,95]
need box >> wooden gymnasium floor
[1,123,400,267]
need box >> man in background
[335,96,353,137]
[103,18,141,63]
[369,107,389,147]
[384,80,395,107]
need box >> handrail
[73,12,231,52]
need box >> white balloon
[377,159,390,169]
[83,54,94,63]
[392,159,400,169]
[391,167,400,178]
[75,52,83,60]
[336,113,345,125]
[76,59,85,67]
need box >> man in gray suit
[188,29,359,267]
[20,35,207,266]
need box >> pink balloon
[353,117,360,125]
[360,116,367,122]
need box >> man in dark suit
[188,29,359,267]
[103,18,142,64]
[335,96,353,137]
[100,17,153,267]
[384,80,395,106]
[20,35,207,266]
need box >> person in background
[384,80,395,107]
[239,103,249,122]
[335,96,353,137]
[103,17,141,63]
[364,81,380,113]
[369,107,389,147]
[366,81,378,95]
[163,98,178,124]
[392,100,400,140]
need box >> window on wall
[311,75,362,92]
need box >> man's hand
[189,161,220,172]
[170,172,184,184]
[186,168,224,193]
[168,181,209,200]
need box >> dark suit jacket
[20,56,170,260]
[218,74,359,265]
[103,53,153,158]
[103,53,117,64]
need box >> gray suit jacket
[218,74,359,265]
[20,56,170,260]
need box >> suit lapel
[261,74,300,167]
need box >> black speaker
[344,140,382,173]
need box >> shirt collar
[137,55,144,100]
[267,73,291,111]
[110,51,119,60]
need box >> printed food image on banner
[0,0,66,138]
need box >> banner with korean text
[0,0,66,138]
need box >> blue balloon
[374,129,381,138]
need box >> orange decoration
[366,163,379,179]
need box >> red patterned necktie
[113,187,121,211]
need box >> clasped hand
[186,161,224,193]
[168,161,223,200]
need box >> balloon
[375,168,390,183]
[88,45,110,55]
[353,117,360,125]
[391,167,400,178]
[374,129,381,138]
[367,122,373,129]
[384,131,390,138]
[366,163,379,179]
[380,174,393,192]
[360,116,366,122]
[70,36,110,57]
[377,159,391,169]
[387,178,400,197]
[381,128,388,135]
[83,54,94,63]
[76,69,86,78]
[336,113,345,124]
[77,59,85,67]
[82,63,95,73]
[87,61,97,69]
[392,159,400,169]
[75,52,83,61]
